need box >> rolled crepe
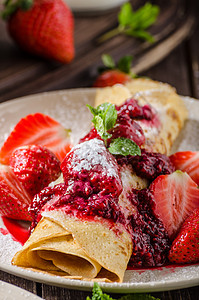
[95,79,188,155]
[12,211,132,282]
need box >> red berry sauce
[116,98,161,128]
[117,150,175,181]
[29,183,66,232]
[127,189,170,267]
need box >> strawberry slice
[170,151,199,186]
[0,113,72,164]
[168,208,199,264]
[0,165,32,221]
[150,171,199,239]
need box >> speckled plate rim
[0,88,199,293]
[0,280,42,300]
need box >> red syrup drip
[127,263,197,273]
[1,217,30,245]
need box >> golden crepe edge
[12,210,132,283]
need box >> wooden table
[0,0,199,299]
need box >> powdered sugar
[0,230,21,265]
[71,139,119,178]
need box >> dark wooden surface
[0,0,199,299]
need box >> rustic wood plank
[188,3,199,99]
[0,0,195,102]
[143,42,191,96]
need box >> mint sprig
[98,2,160,44]
[87,103,141,157]
[87,103,117,142]
[86,282,160,300]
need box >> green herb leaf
[117,55,133,74]
[87,283,160,300]
[87,103,117,141]
[103,104,118,131]
[102,54,116,69]
[97,2,159,44]
[108,137,141,156]
[118,2,134,27]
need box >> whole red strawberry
[9,145,61,197]
[0,165,32,221]
[168,208,199,264]
[93,70,131,88]
[93,54,135,87]
[3,0,74,63]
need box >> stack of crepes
[12,78,188,282]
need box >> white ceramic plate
[0,89,199,293]
[0,280,42,300]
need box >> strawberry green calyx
[1,0,33,20]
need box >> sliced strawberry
[0,165,32,221]
[0,113,72,164]
[9,145,61,198]
[168,208,199,264]
[150,171,199,239]
[170,151,199,186]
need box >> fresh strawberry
[93,70,131,87]
[93,54,135,87]
[0,113,72,164]
[9,145,61,198]
[150,171,199,239]
[2,0,74,63]
[168,208,199,264]
[0,165,32,221]
[170,151,199,186]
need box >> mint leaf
[87,104,98,116]
[104,104,117,131]
[108,138,141,156]
[102,54,116,69]
[87,283,160,300]
[92,115,105,137]
[118,2,134,26]
[87,103,117,141]
[89,282,115,300]
[117,55,133,74]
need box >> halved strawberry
[168,208,199,264]
[150,171,199,239]
[0,165,32,221]
[0,113,72,164]
[170,151,199,186]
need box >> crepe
[12,138,133,282]
[95,78,188,154]
[12,211,132,282]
